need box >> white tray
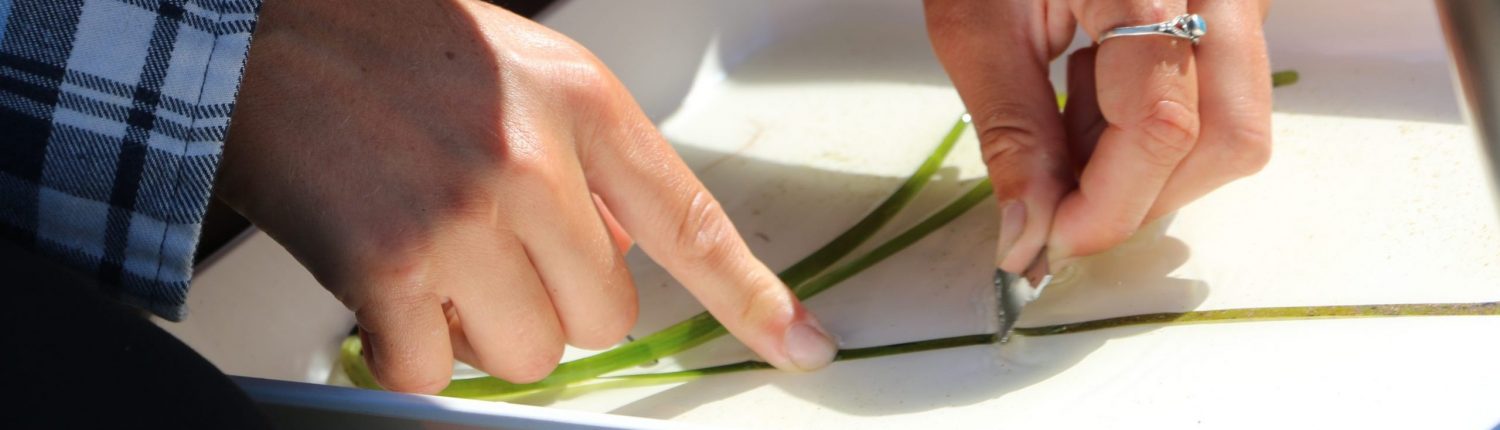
[167,1,1500,428]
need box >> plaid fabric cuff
[0,0,262,321]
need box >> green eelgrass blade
[1012,301,1500,336]
[780,115,973,285]
[496,333,1000,402]
[341,336,381,389]
[343,116,972,396]
[792,177,994,298]
[1272,70,1300,88]
[352,298,1500,400]
[540,300,1499,397]
[340,177,996,401]
[604,333,996,383]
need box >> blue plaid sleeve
[0,0,262,321]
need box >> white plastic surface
[165,1,1500,428]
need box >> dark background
[196,0,560,265]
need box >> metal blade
[995,248,1052,343]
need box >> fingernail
[996,201,1027,267]
[783,319,837,371]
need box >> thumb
[924,0,1074,272]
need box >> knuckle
[484,113,551,169]
[542,54,614,103]
[737,280,791,334]
[568,61,613,94]
[1129,100,1200,168]
[670,190,740,268]
[342,254,434,310]
[379,287,439,313]
[509,52,621,135]
[502,145,554,180]
[501,154,573,207]
[975,107,1049,171]
[528,163,572,198]
[978,125,1038,172]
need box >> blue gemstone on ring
[1181,14,1207,39]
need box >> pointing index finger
[579,90,837,373]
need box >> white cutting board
[167,0,1500,428]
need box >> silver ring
[1099,14,1207,45]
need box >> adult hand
[923,0,1272,271]
[220,0,835,393]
